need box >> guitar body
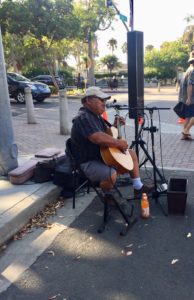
[100,126,134,174]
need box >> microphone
[106,99,129,110]
[106,99,117,108]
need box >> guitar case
[8,158,43,184]
[34,147,63,158]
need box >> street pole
[112,3,129,32]
[25,87,37,124]
[129,0,134,31]
[0,27,18,175]
[59,89,70,135]
[128,0,141,160]
[87,31,95,86]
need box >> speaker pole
[134,111,139,159]
[127,31,144,160]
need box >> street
[10,97,60,117]
[1,168,194,300]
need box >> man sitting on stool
[69,87,154,204]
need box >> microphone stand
[106,101,170,214]
[130,106,170,215]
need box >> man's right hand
[89,132,129,151]
[116,139,128,151]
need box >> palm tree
[107,38,117,54]
[121,42,127,54]
[101,54,121,73]
[145,45,154,52]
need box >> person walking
[180,51,194,140]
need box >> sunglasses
[93,96,107,102]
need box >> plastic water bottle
[141,193,150,219]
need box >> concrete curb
[0,183,61,246]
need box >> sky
[97,0,194,63]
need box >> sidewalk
[0,86,193,246]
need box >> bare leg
[183,117,194,135]
[100,149,140,191]
[100,171,117,192]
[100,149,140,192]
[183,118,190,134]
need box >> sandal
[181,134,193,140]
[182,132,191,137]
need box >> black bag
[52,156,73,187]
[173,102,186,118]
[33,155,66,183]
[53,156,87,197]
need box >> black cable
[157,110,167,183]
[139,113,153,180]
[138,112,150,167]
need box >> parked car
[7,72,51,104]
[32,75,65,89]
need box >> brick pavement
[14,117,65,155]
[11,87,194,170]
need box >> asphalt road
[10,97,59,117]
[1,169,194,300]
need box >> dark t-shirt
[179,65,194,104]
[70,107,108,164]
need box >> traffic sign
[119,13,128,22]
[105,0,113,7]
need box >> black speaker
[127,31,144,119]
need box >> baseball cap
[82,86,111,100]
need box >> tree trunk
[158,81,161,92]
[12,59,19,73]
[0,28,18,175]
[40,42,59,91]
[87,36,95,86]
[54,58,59,76]
[11,50,19,73]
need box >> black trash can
[167,178,188,215]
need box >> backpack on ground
[33,155,66,183]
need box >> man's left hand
[113,116,125,127]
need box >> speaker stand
[130,109,168,215]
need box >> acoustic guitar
[100,123,134,175]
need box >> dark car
[7,72,51,104]
[32,75,64,89]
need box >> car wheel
[15,91,25,104]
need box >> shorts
[80,160,116,183]
[185,104,194,118]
